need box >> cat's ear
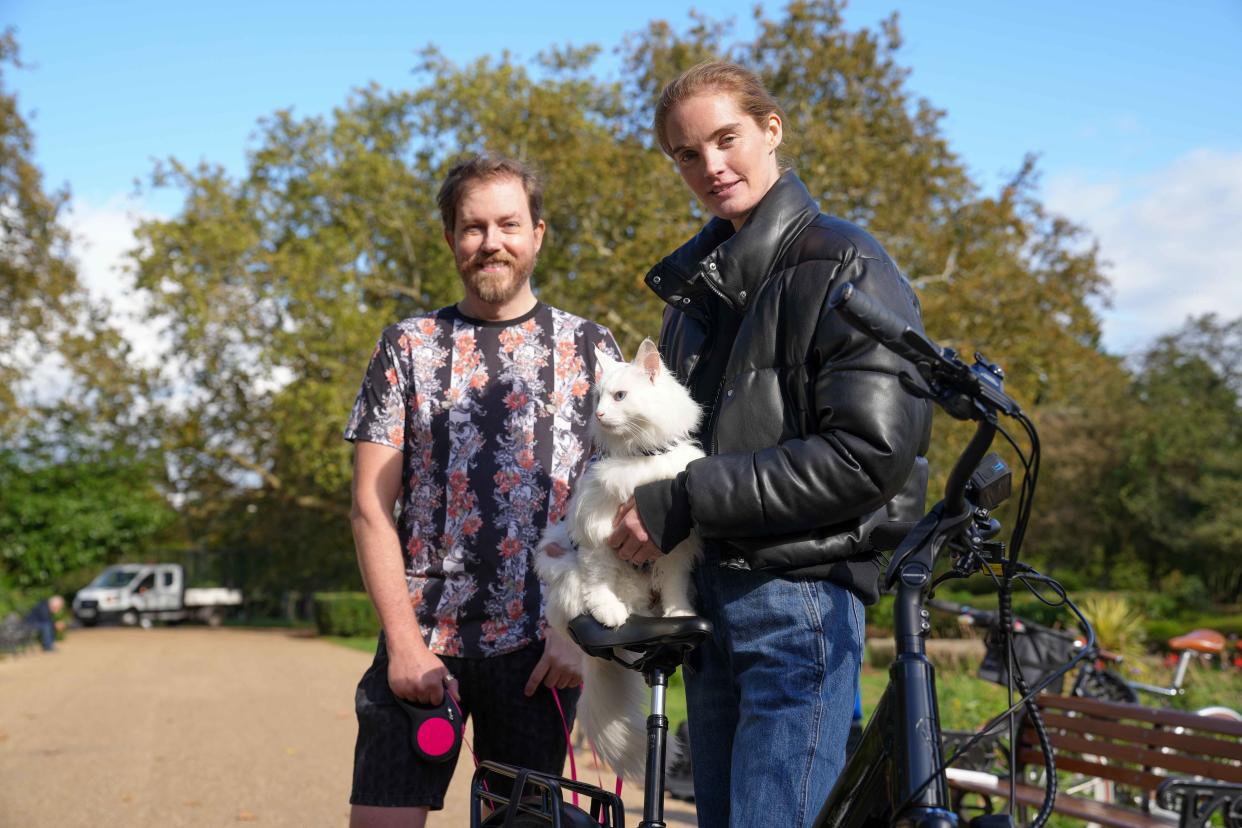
[635,338,661,384]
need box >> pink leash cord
[444,692,488,794]
[550,687,581,808]
[554,687,622,825]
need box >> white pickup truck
[72,563,243,628]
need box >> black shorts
[349,634,580,810]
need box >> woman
[607,61,932,827]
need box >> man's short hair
[436,155,544,233]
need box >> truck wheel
[121,609,139,627]
[205,609,224,628]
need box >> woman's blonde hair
[653,60,787,157]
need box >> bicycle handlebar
[828,281,1023,421]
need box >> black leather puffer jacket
[635,171,932,604]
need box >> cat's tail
[578,657,662,784]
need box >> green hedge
[1146,614,1242,650]
[313,592,380,637]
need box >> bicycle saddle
[1168,628,1225,654]
[568,614,712,673]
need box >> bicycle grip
[828,281,938,366]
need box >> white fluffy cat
[535,337,704,782]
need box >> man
[344,155,620,826]
[24,595,65,651]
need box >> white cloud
[64,194,170,368]
[1046,148,1242,355]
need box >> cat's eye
[612,391,627,401]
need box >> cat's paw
[591,602,631,629]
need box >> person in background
[24,595,65,651]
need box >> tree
[0,446,176,590]
[0,29,175,598]
[1107,315,1242,601]
[0,28,81,431]
[130,1,1117,593]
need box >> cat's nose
[595,411,604,420]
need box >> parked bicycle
[930,599,1242,720]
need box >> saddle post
[641,665,671,828]
[567,613,713,828]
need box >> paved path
[0,628,698,826]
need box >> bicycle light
[967,452,1011,510]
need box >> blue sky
[7,0,1242,356]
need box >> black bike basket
[978,623,1074,693]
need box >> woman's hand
[608,497,664,566]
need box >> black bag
[978,621,1075,693]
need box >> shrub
[1080,593,1146,652]
[1144,571,1211,620]
[313,592,380,637]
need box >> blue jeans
[33,621,55,651]
[684,563,864,828]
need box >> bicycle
[815,284,1242,827]
[932,599,1242,719]
[927,599,1139,704]
[811,282,1099,828]
[477,280,1084,828]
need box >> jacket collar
[645,171,821,313]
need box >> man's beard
[458,250,537,306]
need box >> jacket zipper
[706,379,725,456]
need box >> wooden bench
[946,694,1242,827]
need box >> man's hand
[607,496,663,566]
[524,627,585,697]
[388,644,458,706]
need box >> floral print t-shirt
[345,302,620,657]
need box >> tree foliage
[126,1,1133,594]
[0,446,176,589]
[0,28,81,429]
[1109,315,1242,600]
[1,29,174,597]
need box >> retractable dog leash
[395,694,464,763]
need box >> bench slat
[1021,730,1242,784]
[1017,749,1167,791]
[1039,710,1242,762]
[1038,694,1242,737]
[945,769,1174,828]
